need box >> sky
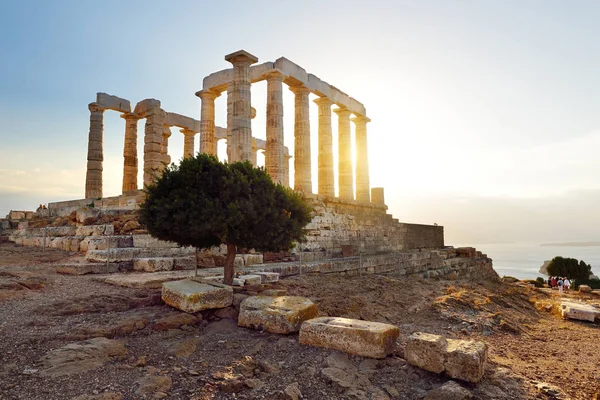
[1,0,599,245]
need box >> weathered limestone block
[132,234,179,248]
[238,296,318,334]
[424,381,473,400]
[560,301,599,322]
[96,93,131,113]
[237,274,262,285]
[253,271,280,283]
[86,248,134,263]
[299,317,399,359]
[405,332,447,374]
[46,226,77,237]
[162,279,233,313]
[134,258,174,272]
[76,224,114,237]
[445,339,487,383]
[240,253,263,266]
[579,285,592,293]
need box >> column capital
[351,115,371,124]
[180,128,197,136]
[313,97,334,107]
[225,49,258,65]
[288,85,312,95]
[162,126,172,138]
[333,107,352,118]
[120,112,140,120]
[88,103,106,113]
[195,89,221,100]
[264,70,285,82]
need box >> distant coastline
[540,242,600,247]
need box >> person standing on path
[558,277,564,294]
[564,278,570,292]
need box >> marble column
[225,50,258,162]
[352,115,371,202]
[121,113,139,193]
[226,84,233,162]
[251,139,258,167]
[289,85,312,193]
[198,90,220,156]
[162,126,172,165]
[181,128,196,159]
[85,103,106,199]
[314,97,334,197]
[283,152,292,188]
[265,71,285,184]
[334,107,353,200]
[143,107,167,186]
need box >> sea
[452,242,600,280]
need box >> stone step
[86,247,195,263]
[56,262,133,275]
[133,256,196,272]
[80,235,134,251]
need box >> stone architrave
[334,107,353,200]
[198,89,220,156]
[143,107,167,186]
[283,153,292,188]
[314,97,334,197]
[181,128,196,159]
[85,103,106,199]
[289,85,312,193]
[225,50,258,162]
[352,115,370,202]
[121,113,139,193]
[265,70,285,184]
[162,126,172,165]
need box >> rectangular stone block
[405,332,447,374]
[560,301,599,322]
[133,257,174,272]
[445,339,487,383]
[253,271,280,283]
[96,93,131,113]
[238,275,261,285]
[162,279,233,313]
[299,317,400,359]
[238,296,318,334]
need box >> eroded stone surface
[134,257,174,272]
[405,332,447,374]
[560,301,599,322]
[424,381,473,400]
[299,317,399,358]
[162,279,233,313]
[445,339,487,383]
[238,296,317,334]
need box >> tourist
[564,277,570,292]
[548,277,552,288]
[558,277,564,294]
[551,276,557,288]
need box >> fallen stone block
[133,257,174,272]
[579,285,592,293]
[261,289,288,296]
[405,332,447,374]
[100,270,194,288]
[445,339,487,383]
[299,317,400,358]
[560,301,599,322]
[238,296,318,334]
[253,271,280,283]
[162,279,233,313]
[424,381,473,400]
[238,274,262,285]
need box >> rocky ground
[0,242,599,400]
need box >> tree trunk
[224,243,237,286]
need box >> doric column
[143,107,167,186]
[352,115,371,202]
[121,113,139,193]
[314,97,334,197]
[162,126,172,165]
[265,71,285,184]
[198,89,220,156]
[226,84,233,161]
[283,152,292,188]
[85,103,106,199]
[251,139,258,167]
[334,107,353,200]
[225,50,258,162]
[289,85,312,193]
[181,128,196,159]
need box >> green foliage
[546,256,592,280]
[572,279,600,290]
[138,154,313,284]
[535,277,546,287]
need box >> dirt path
[0,242,598,399]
